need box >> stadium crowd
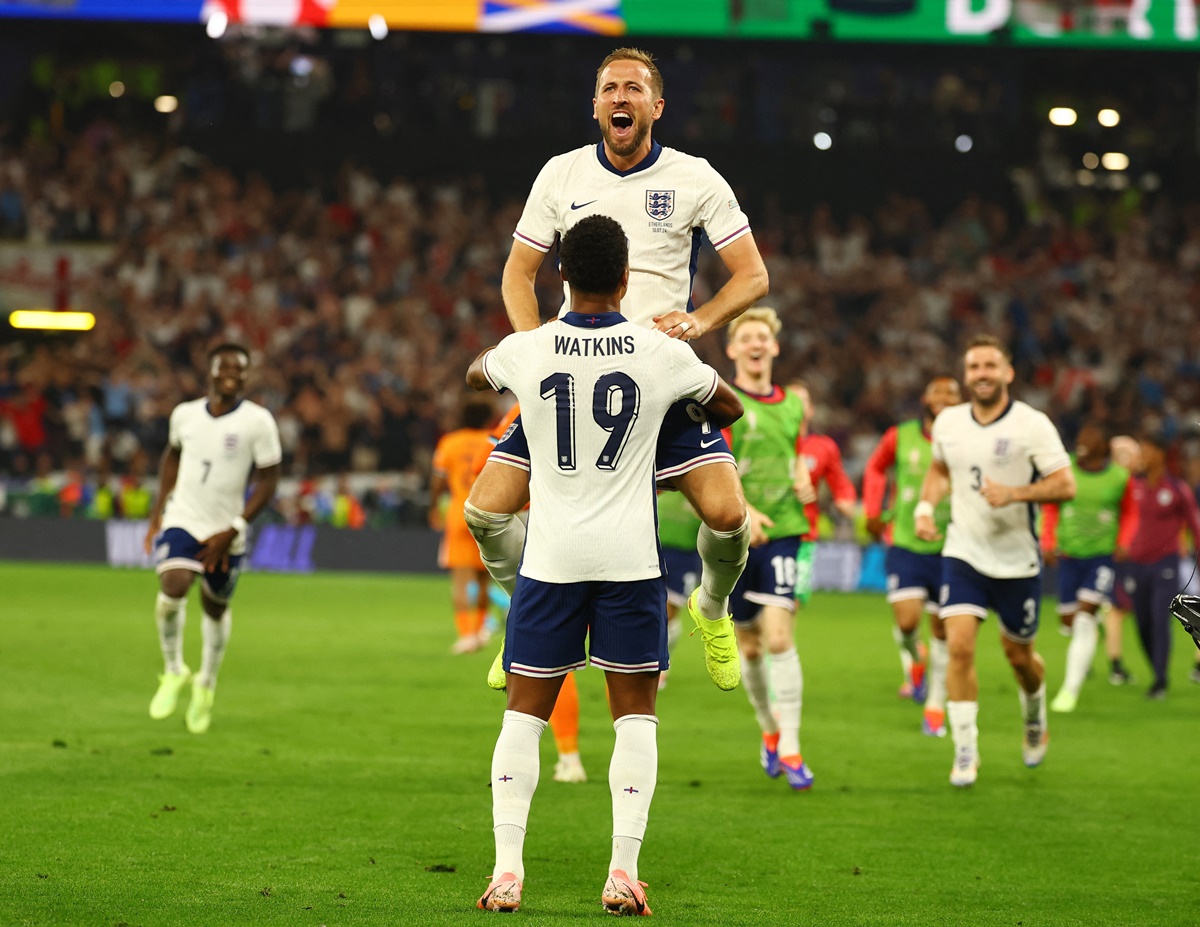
[1,120,1199,526]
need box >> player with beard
[863,375,963,736]
[143,344,281,734]
[915,335,1074,787]
[466,47,766,697]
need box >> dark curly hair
[560,215,628,296]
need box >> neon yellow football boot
[149,665,191,720]
[687,590,740,690]
[185,679,216,734]
[486,636,506,691]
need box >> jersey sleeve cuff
[255,455,283,468]
[482,350,504,393]
[513,229,552,252]
[709,224,751,250]
[697,370,719,404]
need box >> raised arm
[501,240,549,333]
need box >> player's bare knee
[894,601,923,634]
[736,626,762,661]
[160,570,193,600]
[946,634,975,665]
[1002,638,1034,669]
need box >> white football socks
[1018,682,1047,726]
[198,609,232,688]
[491,710,547,881]
[927,637,949,712]
[1062,613,1099,697]
[694,515,750,620]
[947,700,979,754]
[609,714,658,882]
[740,653,778,734]
[770,648,803,758]
[464,503,525,597]
[155,592,187,674]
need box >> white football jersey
[161,398,282,552]
[513,142,751,327]
[931,400,1070,578]
[483,311,720,583]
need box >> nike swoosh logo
[570,200,598,210]
[700,438,723,448]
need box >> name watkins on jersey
[554,334,637,357]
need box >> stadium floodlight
[813,132,832,150]
[206,10,227,39]
[1098,108,1120,127]
[1101,152,1129,171]
[1076,170,1096,187]
[368,14,388,39]
[154,95,179,114]
[1082,152,1100,170]
[109,81,125,98]
[9,310,96,332]
[955,134,973,153]
[1049,107,1077,126]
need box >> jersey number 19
[540,371,641,472]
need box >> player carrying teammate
[467,216,744,915]
[429,399,497,654]
[465,46,765,692]
[723,308,818,791]
[1040,423,1137,713]
[862,376,963,736]
[916,335,1074,787]
[143,344,281,734]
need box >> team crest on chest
[993,438,1010,459]
[645,190,674,220]
[224,434,239,453]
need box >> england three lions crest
[646,190,674,220]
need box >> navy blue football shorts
[504,575,669,677]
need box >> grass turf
[1,561,1198,926]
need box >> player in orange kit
[430,400,498,654]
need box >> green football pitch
[2,562,1198,927]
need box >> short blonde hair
[595,47,664,99]
[727,307,782,341]
[965,333,1011,362]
